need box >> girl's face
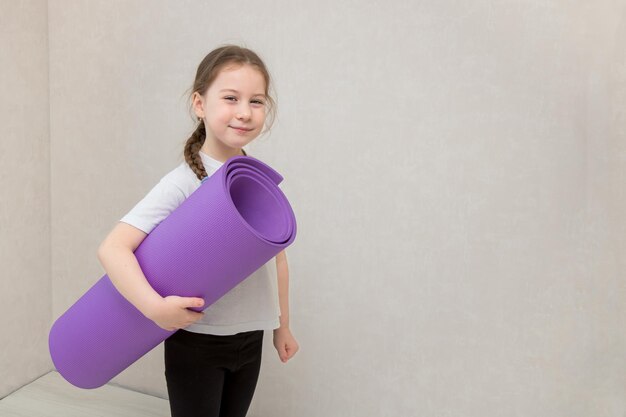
[193,64,267,152]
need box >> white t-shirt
[119,150,281,335]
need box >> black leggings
[164,328,264,417]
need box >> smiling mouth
[230,126,252,131]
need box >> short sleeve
[119,179,187,234]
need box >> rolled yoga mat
[48,155,297,389]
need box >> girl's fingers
[286,342,298,358]
[278,344,288,361]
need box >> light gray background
[2,1,626,416]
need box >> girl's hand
[273,326,299,363]
[145,296,205,331]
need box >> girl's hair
[182,44,277,181]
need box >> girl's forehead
[210,65,266,94]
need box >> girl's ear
[192,92,205,118]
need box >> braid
[184,121,208,181]
[184,120,249,181]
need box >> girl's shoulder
[159,161,202,199]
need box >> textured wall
[0,0,52,399]
[2,0,625,416]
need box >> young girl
[96,45,299,417]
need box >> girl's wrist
[278,315,289,329]
[140,294,165,320]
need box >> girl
[97,45,299,417]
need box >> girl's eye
[224,96,265,105]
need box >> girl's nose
[237,105,251,120]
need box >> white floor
[0,371,170,417]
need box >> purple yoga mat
[48,155,297,389]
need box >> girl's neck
[200,139,244,163]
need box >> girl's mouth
[230,126,252,132]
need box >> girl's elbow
[96,244,107,262]
[97,242,114,263]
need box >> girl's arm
[275,249,290,328]
[273,249,299,362]
[97,222,205,331]
[97,222,163,317]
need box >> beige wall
[2,1,626,416]
[0,0,51,399]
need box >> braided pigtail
[184,120,208,181]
